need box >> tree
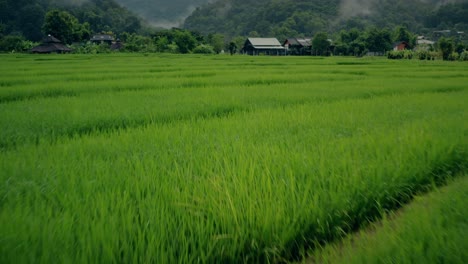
[207,33,224,54]
[18,4,45,41]
[438,37,454,60]
[312,32,330,56]
[228,42,237,55]
[394,26,415,49]
[364,28,392,53]
[173,30,197,54]
[338,28,365,56]
[42,10,80,44]
[0,35,32,52]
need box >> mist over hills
[114,0,214,28]
[183,0,468,38]
[1,0,467,42]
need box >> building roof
[91,34,115,41]
[297,38,312,47]
[246,38,284,49]
[30,34,71,53]
[43,34,62,43]
[284,38,312,47]
[31,43,72,53]
[417,39,435,45]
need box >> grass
[309,175,468,263]
[0,53,467,263]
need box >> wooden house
[31,35,72,54]
[242,38,285,55]
[283,38,312,55]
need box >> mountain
[0,0,144,41]
[114,0,213,28]
[183,0,468,38]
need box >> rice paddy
[0,54,467,263]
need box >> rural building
[393,41,409,51]
[283,38,312,55]
[415,36,435,51]
[31,35,72,54]
[242,38,285,55]
[90,34,115,45]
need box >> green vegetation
[0,54,467,263]
[0,0,143,42]
[184,0,468,39]
[310,175,468,263]
[1,0,468,55]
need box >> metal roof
[91,34,115,41]
[248,38,283,49]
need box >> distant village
[25,29,467,60]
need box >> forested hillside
[184,0,468,38]
[114,0,212,28]
[0,0,143,41]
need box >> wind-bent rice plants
[0,54,467,263]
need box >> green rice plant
[1,54,466,150]
[0,82,466,263]
[309,175,468,264]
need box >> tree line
[0,1,466,60]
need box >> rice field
[0,54,467,263]
[310,175,468,263]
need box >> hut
[242,38,285,55]
[31,35,72,54]
[284,38,312,55]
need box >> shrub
[193,44,215,54]
[448,52,459,61]
[0,35,35,53]
[459,51,468,61]
[416,50,429,60]
[387,50,413,60]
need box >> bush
[193,44,215,54]
[72,42,111,54]
[416,50,429,60]
[459,51,468,61]
[429,51,441,60]
[387,50,413,60]
[0,35,35,53]
[448,52,459,61]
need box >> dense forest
[0,0,144,41]
[184,0,468,39]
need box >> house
[283,38,312,55]
[242,38,285,55]
[31,35,72,54]
[415,36,435,51]
[90,34,114,45]
[393,41,409,51]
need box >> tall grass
[310,175,468,263]
[0,54,466,149]
[0,54,467,262]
